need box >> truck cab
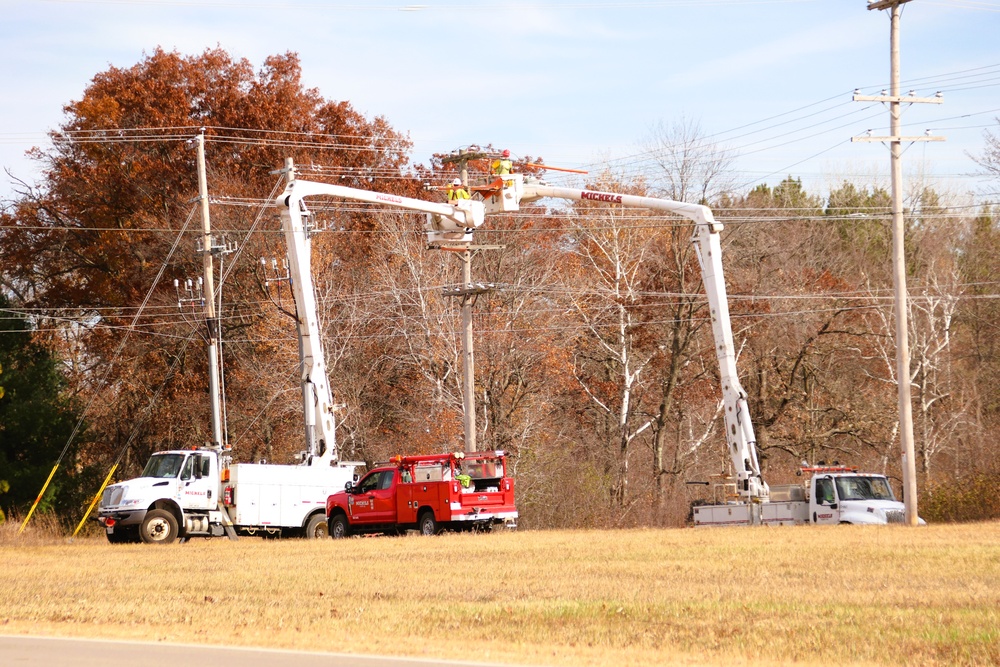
[97,449,223,543]
[809,471,914,525]
[326,451,517,538]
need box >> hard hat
[452,178,462,186]
[502,149,510,157]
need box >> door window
[815,478,835,504]
[356,472,380,494]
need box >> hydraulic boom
[274,167,486,463]
[508,176,769,502]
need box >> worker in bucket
[491,149,513,176]
[447,177,470,202]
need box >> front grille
[884,509,905,524]
[101,486,124,508]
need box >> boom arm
[518,179,768,502]
[274,171,485,466]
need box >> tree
[638,126,739,523]
[973,117,1000,181]
[0,48,418,484]
[714,178,899,483]
[641,116,736,204]
[557,172,666,510]
[954,204,1000,475]
[642,214,715,523]
[0,296,93,523]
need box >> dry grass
[1,523,998,666]
[0,512,67,546]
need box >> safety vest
[492,158,512,175]
[448,187,470,201]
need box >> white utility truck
[485,172,919,527]
[692,464,916,526]
[98,448,356,543]
[97,161,486,544]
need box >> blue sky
[1,0,998,202]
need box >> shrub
[921,473,1000,523]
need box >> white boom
[274,169,486,464]
[501,175,768,502]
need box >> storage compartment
[769,484,805,502]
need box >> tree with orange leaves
[1,48,420,486]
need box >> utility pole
[853,0,944,526]
[460,246,476,454]
[195,131,224,451]
[436,147,498,452]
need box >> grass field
[1,522,998,666]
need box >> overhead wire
[22,83,998,194]
[4,58,998,352]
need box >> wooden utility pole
[853,0,944,526]
[437,147,497,452]
[196,131,224,451]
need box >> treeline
[1,48,998,529]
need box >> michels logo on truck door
[347,495,370,509]
[581,191,623,204]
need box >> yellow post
[18,463,59,533]
[73,463,118,537]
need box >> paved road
[0,635,522,667]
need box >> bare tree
[640,116,737,204]
[972,117,1000,180]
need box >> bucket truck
[95,164,482,544]
[486,173,916,526]
[95,166,494,544]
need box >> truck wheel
[418,511,438,536]
[329,514,350,539]
[305,513,328,539]
[140,509,178,545]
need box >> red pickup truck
[325,451,517,537]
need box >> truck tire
[305,513,328,539]
[329,513,350,539]
[418,511,438,536]
[140,509,178,545]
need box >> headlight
[119,498,144,507]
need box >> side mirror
[345,481,353,493]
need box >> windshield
[835,476,896,501]
[141,454,185,479]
